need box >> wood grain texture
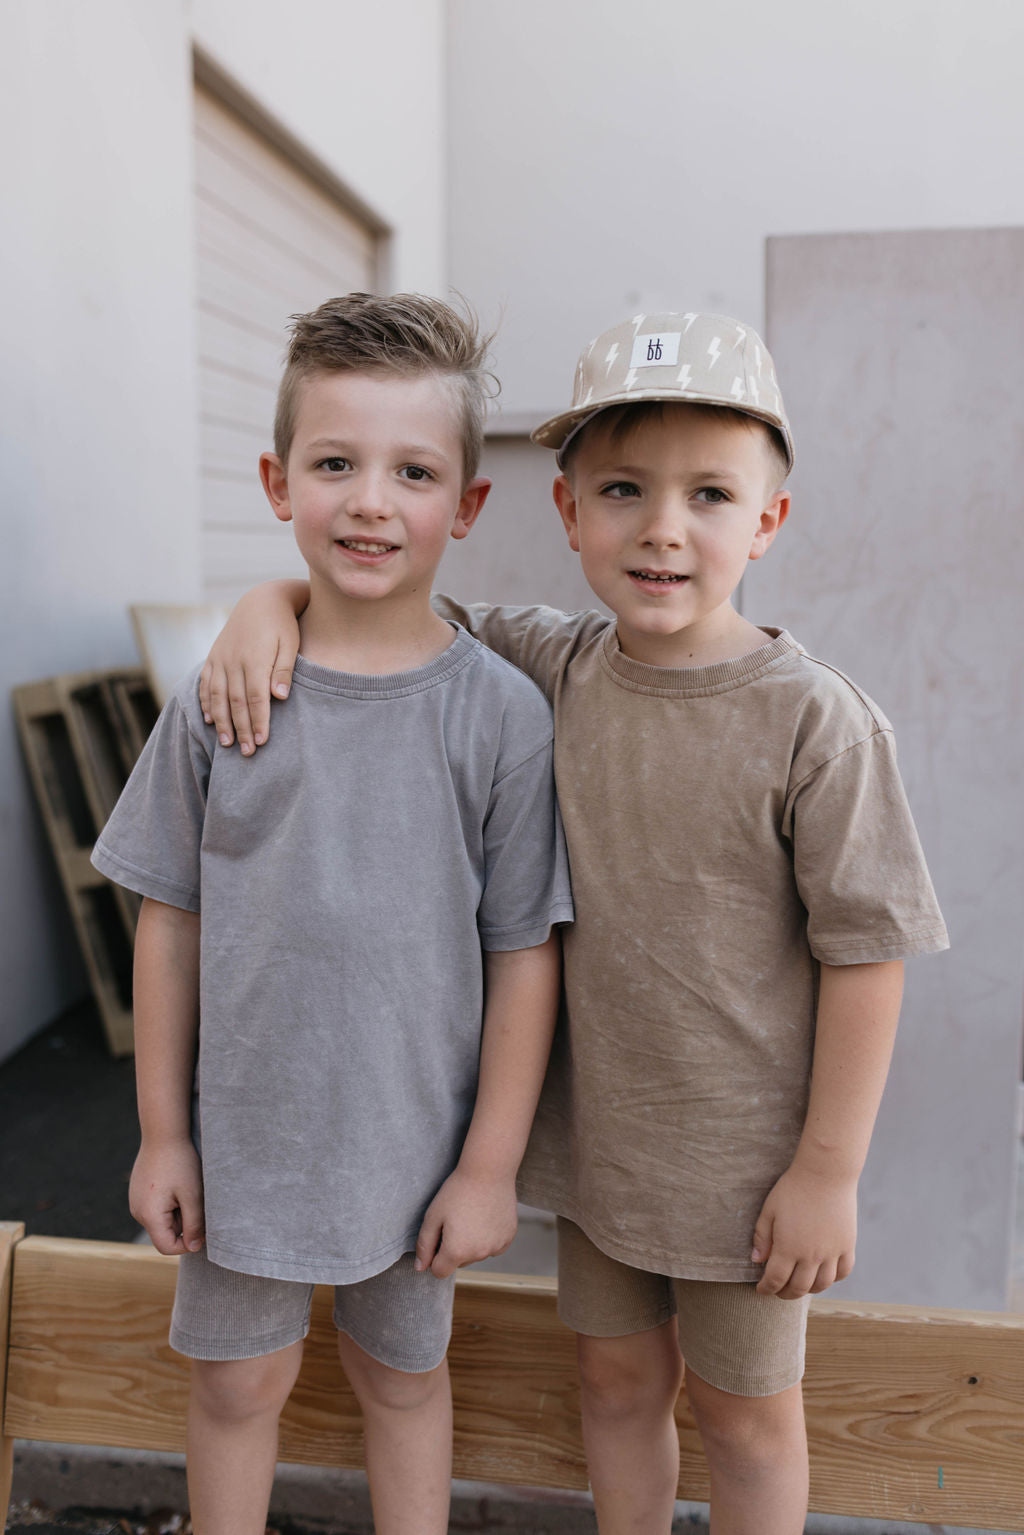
[5,1236,1024,1528]
[12,672,155,1055]
[0,1222,26,1524]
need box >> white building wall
[446,0,1024,418]
[0,2,199,1060]
[0,0,446,1061]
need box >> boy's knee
[191,1344,302,1424]
[577,1325,683,1421]
[339,1338,448,1413]
[686,1373,805,1475]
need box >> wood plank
[0,1222,26,1528]
[12,675,153,1055]
[804,1298,1024,1524]
[6,1236,1024,1527]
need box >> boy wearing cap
[200,311,947,1535]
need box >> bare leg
[685,1369,807,1535]
[337,1333,452,1535]
[577,1321,684,1535]
[186,1340,304,1535]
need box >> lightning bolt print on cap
[532,312,794,471]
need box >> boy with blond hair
[202,309,947,1534]
[92,292,572,1535]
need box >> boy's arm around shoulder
[432,595,607,702]
[129,897,205,1255]
[415,935,563,1278]
[199,578,309,753]
[752,958,904,1299]
[198,580,606,747]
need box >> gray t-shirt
[92,626,574,1284]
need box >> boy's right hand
[129,1137,205,1255]
[199,581,304,754]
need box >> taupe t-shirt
[435,601,949,1282]
[92,627,574,1284]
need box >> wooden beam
[5,1235,1024,1529]
[0,1222,26,1521]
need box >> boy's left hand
[751,1165,858,1299]
[414,1167,519,1279]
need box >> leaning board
[4,1233,1024,1528]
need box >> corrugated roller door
[194,84,378,600]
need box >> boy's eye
[601,481,641,499]
[401,464,434,482]
[695,486,729,505]
[318,456,349,473]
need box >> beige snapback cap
[532,311,793,471]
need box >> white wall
[0,2,199,1058]
[447,0,1024,419]
[1,0,447,1061]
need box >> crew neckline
[291,624,478,699]
[599,626,801,697]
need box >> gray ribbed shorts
[556,1218,809,1398]
[170,1246,456,1373]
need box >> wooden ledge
[4,1234,1024,1528]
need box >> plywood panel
[760,229,1024,1310]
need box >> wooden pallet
[3,1227,1024,1530]
[13,671,159,1055]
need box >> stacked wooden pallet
[13,670,159,1055]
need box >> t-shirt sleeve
[90,687,211,913]
[784,728,949,964]
[432,595,606,703]
[476,718,574,953]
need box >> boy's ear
[748,489,790,562]
[450,476,491,542]
[260,453,292,523]
[553,474,581,552]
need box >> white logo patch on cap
[629,332,681,369]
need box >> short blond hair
[274,292,496,482]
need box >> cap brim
[532,391,794,471]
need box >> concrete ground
[3,1002,1021,1534]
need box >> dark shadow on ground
[0,999,138,1241]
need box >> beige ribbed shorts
[169,1246,455,1373]
[557,1218,809,1397]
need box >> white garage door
[194,82,380,601]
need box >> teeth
[340,539,394,553]
[632,571,686,583]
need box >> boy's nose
[638,498,686,549]
[346,472,392,519]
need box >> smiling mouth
[337,538,399,554]
[629,569,688,584]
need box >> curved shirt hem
[481,902,575,951]
[812,925,950,964]
[91,839,199,912]
[517,1181,763,1284]
[205,1230,420,1286]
